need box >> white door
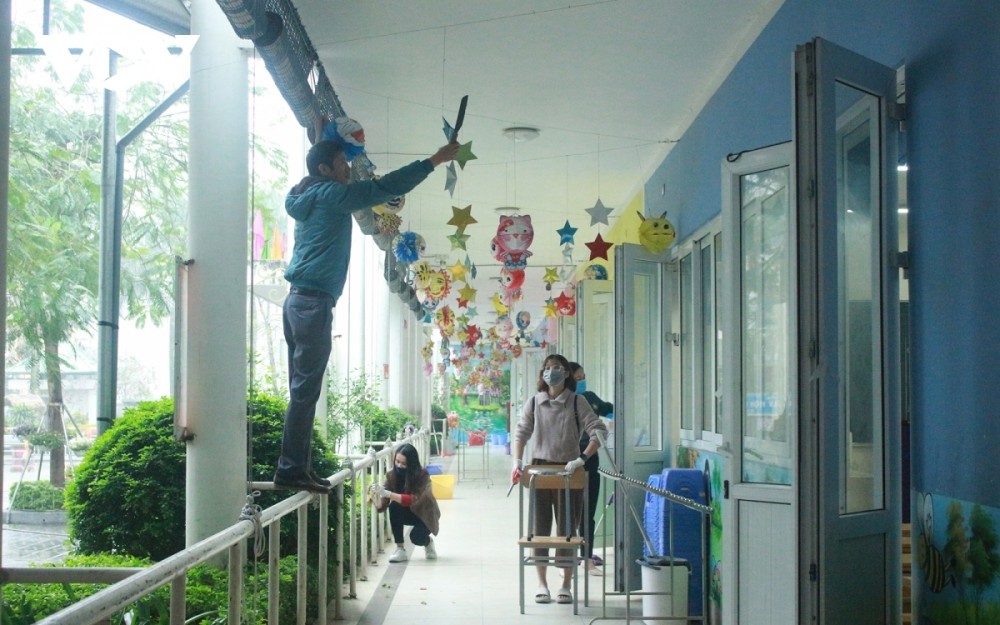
[613,243,672,590]
[722,142,797,625]
[795,38,902,624]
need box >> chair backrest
[520,465,586,490]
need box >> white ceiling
[88,0,784,322]
[291,0,781,317]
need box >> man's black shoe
[273,471,331,494]
[308,469,332,488]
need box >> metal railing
[2,429,429,625]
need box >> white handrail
[27,430,427,625]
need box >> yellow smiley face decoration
[637,211,676,254]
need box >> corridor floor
[339,442,640,625]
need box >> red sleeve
[399,493,414,507]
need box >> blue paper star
[557,220,578,245]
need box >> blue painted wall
[645,0,1000,511]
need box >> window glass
[679,253,694,431]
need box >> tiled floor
[339,443,642,625]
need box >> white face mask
[543,366,566,387]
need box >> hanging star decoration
[466,305,478,318]
[557,220,578,245]
[543,298,559,318]
[554,291,576,316]
[447,230,471,251]
[455,141,477,169]
[586,198,613,226]
[585,233,614,260]
[456,313,470,327]
[458,283,477,307]
[463,254,478,280]
[448,205,478,230]
[442,117,455,140]
[449,260,468,283]
[543,267,560,290]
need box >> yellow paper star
[458,283,477,303]
[455,141,478,170]
[543,267,559,286]
[447,205,478,232]
[491,292,510,317]
[544,298,559,318]
[449,261,468,283]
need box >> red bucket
[467,430,487,446]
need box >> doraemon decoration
[637,211,677,254]
[322,116,366,161]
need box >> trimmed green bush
[65,393,342,608]
[0,553,311,624]
[8,480,63,511]
[65,398,186,560]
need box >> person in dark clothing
[274,139,459,493]
[568,362,614,574]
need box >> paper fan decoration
[392,231,426,265]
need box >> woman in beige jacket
[511,354,607,605]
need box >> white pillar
[185,0,248,546]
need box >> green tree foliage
[7,1,187,486]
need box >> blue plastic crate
[642,473,666,557]
[659,468,707,617]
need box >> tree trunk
[42,334,66,488]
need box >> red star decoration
[456,296,469,308]
[585,233,613,260]
[554,291,576,316]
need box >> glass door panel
[837,87,884,514]
[740,165,793,485]
[614,243,671,590]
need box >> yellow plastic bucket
[430,474,456,500]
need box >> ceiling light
[502,126,540,142]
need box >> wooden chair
[517,465,589,614]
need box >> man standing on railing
[274,138,459,493]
